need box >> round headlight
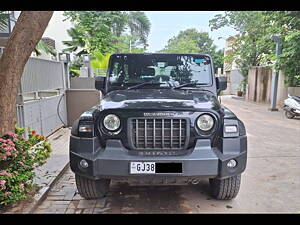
[103,114,120,131]
[197,114,214,131]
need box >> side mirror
[95,76,106,93]
[216,76,227,94]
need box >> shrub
[0,127,51,206]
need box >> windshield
[107,54,212,89]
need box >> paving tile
[67,200,79,209]
[63,191,76,201]
[52,205,69,210]
[55,208,67,214]
[82,209,94,214]
[47,195,66,200]
[77,199,97,209]
[37,208,57,214]
[51,200,70,205]
[48,191,67,196]
[65,208,76,214]
[36,201,53,209]
[93,207,110,214]
[75,209,83,214]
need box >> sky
[41,11,238,55]
[144,11,238,52]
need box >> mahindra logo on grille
[143,112,176,117]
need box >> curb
[28,162,70,213]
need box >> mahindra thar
[70,53,247,200]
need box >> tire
[285,110,295,119]
[75,174,110,199]
[209,174,241,200]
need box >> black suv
[70,53,247,200]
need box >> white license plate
[130,162,156,174]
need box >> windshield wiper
[126,81,166,90]
[172,82,207,90]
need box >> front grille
[131,118,188,150]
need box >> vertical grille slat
[132,118,187,150]
[135,119,138,148]
[145,119,147,148]
[162,119,164,148]
[170,119,173,148]
[179,119,182,147]
[153,119,156,148]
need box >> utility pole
[269,35,282,111]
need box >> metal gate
[15,57,67,137]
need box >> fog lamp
[79,159,89,168]
[227,159,237,168]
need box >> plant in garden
[0,127,51,206]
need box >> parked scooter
[283,94,300,119]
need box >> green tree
[126,11,151,49]
[114,34,147,53]
[62,27,87,56]
[62,11,151,55]
[209,11,300,86]
[159,28,223,72]
[212,49,224,74]
[63,11,123,55]
[262,11,300,86]
[209,11,271,78]
[160,29,216,54]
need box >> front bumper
[70,135,247,181]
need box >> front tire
[209,174,241,200]
[285,110,295,119]
[75,174,110,199]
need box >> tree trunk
[0,11,53,136]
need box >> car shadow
[103,179,211,214]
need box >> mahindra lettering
[70,53,247,200]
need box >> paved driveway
[34,96,300,214]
